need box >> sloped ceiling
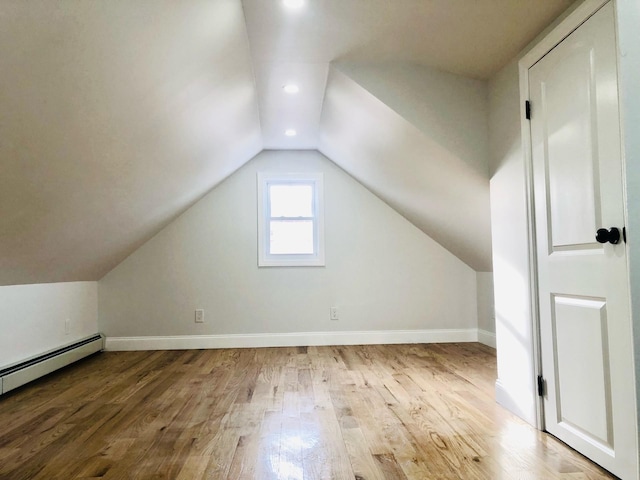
[319,66,492,271]
[0,0,261,285]
[0,0,574,285]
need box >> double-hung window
[257,172,325,267]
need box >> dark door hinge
[537,375,545,397]
[525,100,532,120]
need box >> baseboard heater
[0,333,104,395]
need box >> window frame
[257,172,325,267]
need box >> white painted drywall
[319,67,492,272]
[335,63,489,178]
[0,0,261,286]
[476,272,495,338]
[0,282,98,368]
[99,150,478,339]
[488,61,537,425]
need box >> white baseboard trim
[495,379,537,427]
[495,379,513,412]
[477,329,496,348]
[105,328,479,351]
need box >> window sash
[269,184,314,218]
[266,180,317,256]
[268,219,315,255]
[258,173,325,267]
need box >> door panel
[553,295,612,448]
[529,2,638,478]
[544,46,599,248]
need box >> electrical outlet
[330,307,339,320]
[195,309,204,323]
[64,318,70,335]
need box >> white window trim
[257,172,325,267]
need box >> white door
[529,2,638,479]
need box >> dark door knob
[596,227,621,244]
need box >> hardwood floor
[0,343,616,479]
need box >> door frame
[518,0,619,431]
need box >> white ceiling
[0,0,574,285]
[0,0,261,285]
[243,0,574,148]
[320,64,493,271]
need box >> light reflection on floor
[267,420,320,479]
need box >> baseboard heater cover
[0,333,104,395]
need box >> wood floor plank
[373,453,409,480]
[0,343,618,479]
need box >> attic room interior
[1,0,640,478]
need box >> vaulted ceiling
[0,0,574,285]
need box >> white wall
[0,282,98,368]
[476,272,495,346]
[99,150,479,346]
[488,61,538,425]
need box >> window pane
[270,184,313,218]
[270,220,314,254]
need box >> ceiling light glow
[283,84,299,94]
[282,0,304,9]
[285,129,297,137]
